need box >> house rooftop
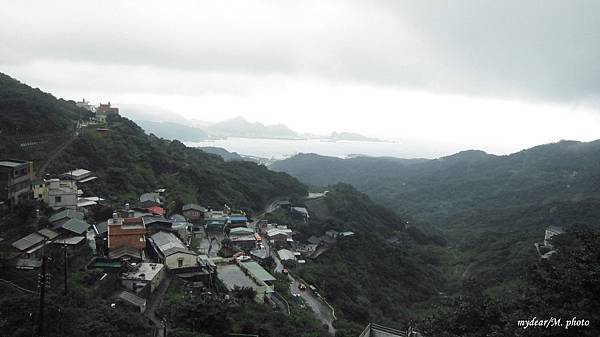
[94,221,108,235]
[229,227,255,235]
[182,204,207,212]
[37,228,60,240]
[278,249,296,261]
[53,236,86,245]
[242,261,276,282]
[116,290,146,310]
[121,262,165,281]
[61,218,90,235]
[547,225,565,233]
[62,168,91,177]
[140,192,161,203]
[48,209,84,224]
[150,231,195,257]
[0,159,29,168]
[12,232,46,251]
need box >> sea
[185,137,442,160]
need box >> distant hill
[330,131,385,142]
[0,72,307,211]
[135,120,209,142]
[0,73,90,135]
[205,116,299,139]
[271,141,600,288]
[198,146,258,163]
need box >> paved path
[145,276,172,337]
[37,131,78,176]
[265,240,336,335]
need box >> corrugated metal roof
[182,204,207,212]
[12,233,46,251]
[48,209,83,223]
[242,261,276,282]
[37,228,60,240]
[277,249,296,261]
[150,231,195,257]
[62,218,90,235]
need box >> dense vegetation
[0,72,307,212]
[0,73,90,135]
[46,115,307,211]
[0,238,153,337]
[422,225,600,337]
[271,147,600,288]
[158,279,330,337]
[283,184,447,336]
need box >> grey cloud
[1,1,599,103]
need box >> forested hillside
[0,72,307,212]
[284,184,447,336]
[271,144,600,288]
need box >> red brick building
[108,216,147,255]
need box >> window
[54,196,61,203]
[177,258,184,268]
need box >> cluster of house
[534,225,565,259]
[33,168,103,211]
[75,99,119,123]
[0,159,103,214]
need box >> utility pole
[63,244,68,296]
[37,255,48,337]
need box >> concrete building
[32,179,48,202]
[139,192,162,208]
[266,227,293,247]
[47,179,78,210]
[60,168,93,182]
[0,159,32,209]
[182,203,207,221]
[277,249,296,261]
[149,231,197,270]
[120,262,166,295]
[544,226,565,246]
[76,98,95,112]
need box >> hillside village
[0,98,569,337]
[1,76,596,337]
[2,106,408,337]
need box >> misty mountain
[330,131,384,142]
[198,146,258,163]
[205,116,299,139]
[271,142,600,220]
[135,120,209,142]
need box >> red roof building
[146,206,165,216]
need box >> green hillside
[271,144,600,287]
[0,72,307,212]
[291,184,446,336]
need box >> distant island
[329,131,387,142]
[129,114,388,143]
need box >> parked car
[236,255,251,262]
[298,283,307,291]
[282,268,289,275]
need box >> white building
[544,226,564,246]
[149,231,197,270]
[47,179,78,210]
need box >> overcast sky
[2,0,600,156]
